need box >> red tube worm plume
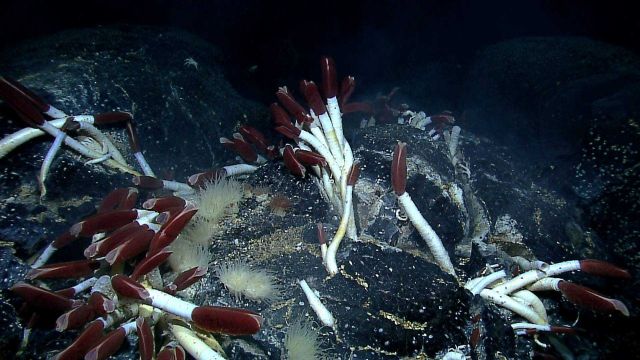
[84,223,145,258]
[300,80,327,116]
[347,163,361,186]
[164,266,207,294]
[282,144,306,177]
[148,203,198,254]
[85,323,133,360]
[56,293,115,331]
[220,135,258,163]
[11,282,82,312]
[51,230,77,249]
[317,223,327,246]
[557,281,629,316]
[294,149,327,167]
[275,87,310,124]
[187,169,226,188]
[239,125,275,158]
[111,275,151,300]
[104,227,155,265]
[69,209,139,237]
[98,188,128,213]
[270,102,296,129]
[55,277,97,298]
[317,222,327,260]
[191,306,262,335]
[275,124,301,141]
[131,249,173,281]
[0,76,50,114]
[0,76,46,127]
[338,76,356,108]
[125,120,142,153]
[391,141,408,196]
[579,259,631,279]
[27,259,100,280]
[132,175,164,189]
[52,319,105,360]
[136,317,154,360]
[157,345,186,360]
[91,111,133,125]
[143,196,186,212]
[321,56,338,99]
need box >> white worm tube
[38,131,66,198]
[466,270,507,295]
[397,192,456,276]
[325,185,354,276]
[299,279,335,327]
[480,288,547,325]
[223,163,258,176]
[545,260,581,276]
[171,324,225,360]
[492,270,545,295]
[512,290,548,323]
[326,96,345,152]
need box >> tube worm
[164,266,207,294]
[511,290,548,323]
[220,135,259,163]
[131,249,173,281]
[104,227,155,265]
[11,282,82,312]
[55,293,115,331]
[157,345,187,360]
[325,164,359,276]
[338,76,356,108]
[294,148,327,167]
[55,277,98,298]
[275,124,341,182]
[70,209,152,238]
[111,275,262,335]
[132,175,194,194]
[479,288,546,325]
[317,223,328,261]
[391,142,456,276]
[187,164,258,188]
[239,125,275,159]
[465,270,507,295]
[321,56,346,152]
[511,322,577,336]
[0,76,66,118]
[546,259,630,279]
[282,144,307,177]
[171,323,225,360]
[492,270,546,295]
[98,188,139,213]
[125,120,155,177]
[51,319,105,360]
[38,130,66,198]
[136,317,154,360]
[147,203,198,254]
[275,87,310,125]
[85,223,147,258]
[299,279,335,327]
[84,320,137,360]
[62,119,129,166]
[143,196,186,212]
[528,277,629,316]
[27,259,100,280]
[300,80,343,166]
